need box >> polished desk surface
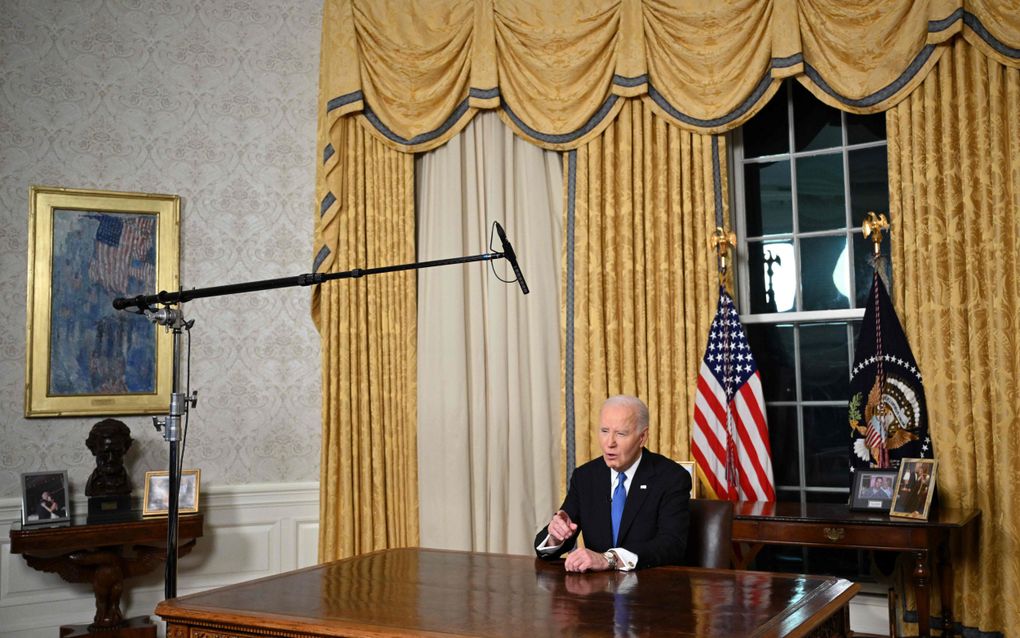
[10,512,204,555]
[157,547,858,637]
[732,501,979,529]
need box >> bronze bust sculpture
[85,419,133,520]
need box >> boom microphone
[494,222,529,295]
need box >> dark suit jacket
[534,448,691,569]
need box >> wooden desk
[10,513,203,637]
[157,547,858,637]
[731,502,980,638]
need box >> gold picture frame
[143,469,201,516]
[889,458,938,520]
[25,186,180,417]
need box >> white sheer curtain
[416,112,562,555]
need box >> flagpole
[710,228,737,499]
[862,212,891,468]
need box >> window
[732,81,889,575]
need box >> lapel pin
[640,485,647,489]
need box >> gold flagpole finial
[861,212,889,256]
[711,227,737,294]
[711,227,736,270]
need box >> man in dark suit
[535,395,691,571]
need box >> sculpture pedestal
[60,615,156,638]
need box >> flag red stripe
[733,386,775,500]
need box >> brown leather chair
[684,498,734,569]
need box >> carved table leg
[913,550,931,638]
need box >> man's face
[598,402,647,471]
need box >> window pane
[798,323,850,401]
[803,406,849,488]
[747,240,796,314]
[766,405,800,487]
[745,160,793,236]
[800,235,850,311]
[852,232,892,308]
[743,90,789,158]
[796,153,846,232]
[746,324,796,401]
[848,146,888,227]
[847,112,886,145]
[793,83,841,152]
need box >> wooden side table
[732,501,979,638]
[9,513,203,637]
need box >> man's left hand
[564,548,610,572]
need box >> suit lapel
[618,450,654,544]
[582,462,612,549]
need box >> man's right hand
[547,510,578,545]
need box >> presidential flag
[848,273,930,471]
[692,287,775,501]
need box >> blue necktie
[611,472,627,546]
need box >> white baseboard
[850,588,893,636]
[0,482,319,637]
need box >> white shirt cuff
[608,547,638,571]
[536,534,563,554]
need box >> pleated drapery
[566,99,724,475]
[887,37,1020,635]
[316,118,418,562]
[315,0,1017,158]
[416,112,563,556]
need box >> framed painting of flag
[25,186,180,417]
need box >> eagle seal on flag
[848,272,930,471]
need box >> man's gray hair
[602,395,650,432]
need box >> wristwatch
[603,550,618,570]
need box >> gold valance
[317,0,1019,154]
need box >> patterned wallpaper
[0,0,323,499]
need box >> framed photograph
[143,469,201,516]
[678,461,697,498]
[21,471,71,526]
[890,458,938,520]
[849,469,898,511]
[25,186,180,417]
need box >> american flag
[88,214,156,294]
[692,288,775,502]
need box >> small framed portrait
[21,471,71,526]
[849,469,898,511]
[678,461,697,498]
[143,469,201,516]
[890,458,938,520]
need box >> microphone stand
[115,244,521,601]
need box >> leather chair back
[684,498,733,569]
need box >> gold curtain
[887,37,1020,634]
[315,0,1013,157]
[567,99,724,470]
[316,117,419,561]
